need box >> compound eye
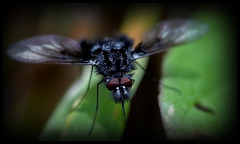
[106,78,120,91]
[120,77,132,87]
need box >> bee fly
[7,19,208,133]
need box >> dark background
[2,3,236,141]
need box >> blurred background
[3,3,236,141]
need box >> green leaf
[40,58,148,141]
[159,9,236,140]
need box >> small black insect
[7,19,207,132]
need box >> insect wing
[133,19,208,59]
[7,35,91,64]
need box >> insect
[7,19,207,133]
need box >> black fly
[7,19,208,133]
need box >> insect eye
[106,78,120,91]
[120,77,132,87]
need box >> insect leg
[85,65,94,96]
[121,100,127,124]
[135,61,182,94]
[79,65,94,104]
[70,66,94,113]
[89,80,104,135]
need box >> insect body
[87,36,135,103]
[7,19,208,131]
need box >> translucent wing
[132,19,208,59]
[7,35,92,65]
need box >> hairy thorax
[89,36,135,78]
